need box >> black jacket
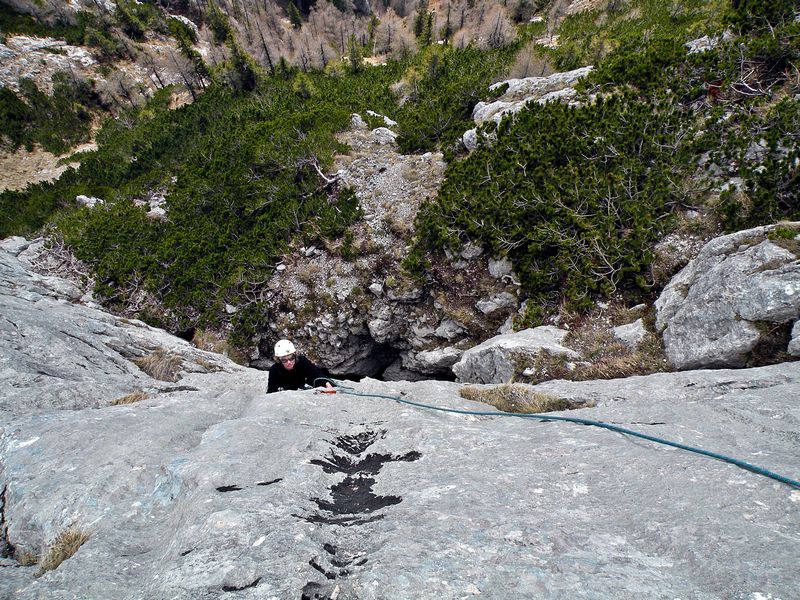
[267,355,328,393]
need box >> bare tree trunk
[256,20,275,74]
[142,53,167,88]
[170,50,198,101]
[117,79,136,107]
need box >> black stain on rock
[221,577,261,592]
[313,475,401,516]
[257,478,283,486]
[216,485,242,492]
[295,432,420,527]
[311,450,421,476]
[298,429,420,594]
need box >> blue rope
[314,378,800,490]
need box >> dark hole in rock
[175,326,195,342]
[747,321,794,367]
[179,549,193,556]
[256,478,282,486]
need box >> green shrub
[409,91,687,312]
[0,75,100,155]
[395,45,518,154]
[725,0,799,30]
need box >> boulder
[401,346,463,375]
[451,326,580,383]
[475,291,517,315]
[613,318,647,350]
[656,224,800,369]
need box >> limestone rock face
[473,66,593,125]
[0,247,798,599]
[451,326,580,383]
[255,114,521,381]
[656,224,800,369]
[0,247,240,417]
[462,66,593,149]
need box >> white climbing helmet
[274,339,296,358]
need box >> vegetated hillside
[1,0,799,368]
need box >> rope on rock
[313,378,800,490]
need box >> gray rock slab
[1,369,798,599]
[0,248,242,417]
[613,318,647,349]
[1,240,798,600]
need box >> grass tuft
[18,552,39,566]
[36,527,90,576]
[111,391,149,405]
[460,384,571,414]
[133,349,183,382]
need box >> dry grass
[111,391,149,405]
[18,552,39,566]
[460,384,571,414]
[192,329,248,365]
[133,349,183,382]
[36,527,90,576]
[512,304,670,384]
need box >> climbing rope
[313,378,800,490]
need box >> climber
[266,339,335,394]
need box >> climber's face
[278,354,296,370]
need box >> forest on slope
[1,0,799,354]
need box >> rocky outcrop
[252,115,522,380]
[1,239,798,599]
[0,243,240,417]
[452,326,580,383]
[462,66,593,151]
[655,224,800,370]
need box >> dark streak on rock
[179,549,193,556]
[309,558,336,580]
[216,485,242,492]
[256,478,283,486]
[0,485,15,559]
[298,430,420,594]
[221,576,261,592]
